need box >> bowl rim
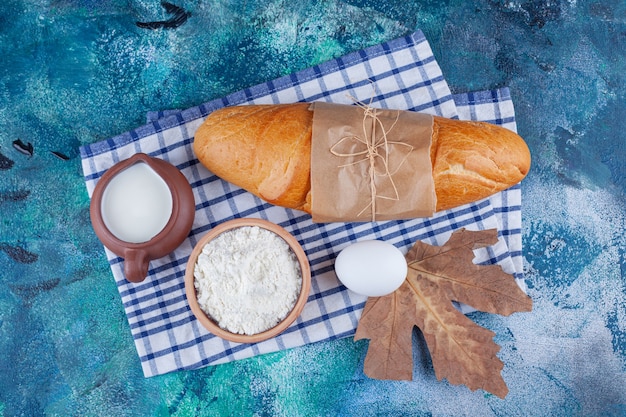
[184,218,311,344]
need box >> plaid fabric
[80,30,524,377]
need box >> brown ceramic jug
[90,153,195,283]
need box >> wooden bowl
[184,218,311,344]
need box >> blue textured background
[1,1,624,416]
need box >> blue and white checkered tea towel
[80,30,524,377]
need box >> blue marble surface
[1,0,625,416]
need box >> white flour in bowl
[193,226,302,335]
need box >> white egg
[334,240,407,297]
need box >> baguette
[193,103,530,214]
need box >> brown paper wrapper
[310,102,436,222]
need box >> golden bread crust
[194,103,312,210]
[431,116,531,211]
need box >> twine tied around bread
[330,99,414,221]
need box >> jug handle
[124,249,150,283]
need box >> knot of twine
[330,99,413,221]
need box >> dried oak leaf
[354,228,532,398]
